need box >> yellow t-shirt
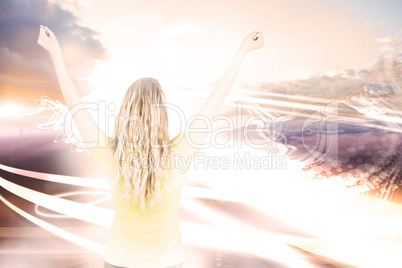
[92,130,199,268]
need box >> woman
[37,25,263,268]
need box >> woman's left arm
[37,25,106,148]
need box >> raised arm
[185,31,264,148]
[37,25,105,148]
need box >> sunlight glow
[0,98,58,117]
[190,146,402,268]
[0,104,21,116]
[157,24,202,44]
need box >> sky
[0,0,402,108]
[2,3,402,266]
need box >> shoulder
[170,129,201,157]
[171,130,184,146]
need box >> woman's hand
[37,25,61,55]
[238,31,264,55]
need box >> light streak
[182,199,320,267]
[33,96,90,152]
[180,87,402,129]
[0,97,63,117]
[179,221,315,268]
[0,163,240,205]
[0,186,316,267]
[189,148,402,268]
[34,95,68,116]
[233,89,335,103]
[348,96,402,116]
[0,167,317,267]
[0,162,318,266]
[2,89,402,267]
[2,160,402,267]
[182,85,402,118]
[34,191,112,218]
[180,85,337,104]
[0,194,105,254]
[180,89,325,113]
[180,93,402,133]
[0,163,109,190]
[352,109,402,124]
[0,176,114,227]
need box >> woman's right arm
[37,25,106,148]
[184,31,264,150]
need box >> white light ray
[190,148,402,268]
[0,194,105,254]
[0,176,114,227]
[179,93,402,133]
[34,191,112,218]
[0,163,109,190]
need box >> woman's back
[93,130,196,267]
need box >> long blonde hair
[109,78,171,213]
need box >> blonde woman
[37,25,264,268]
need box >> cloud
[0,0,108,105]
[239,35,402,100]
[0,47,60,103]
[245,74,364,99]
[0,47,51,79]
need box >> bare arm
[37,25,105,148]
[185,31,264,148]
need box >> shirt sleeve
[171,128,203,164]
